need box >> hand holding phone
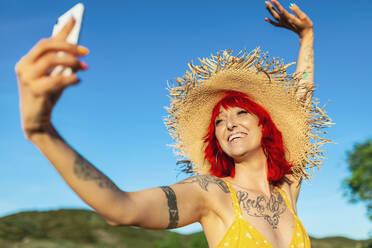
[14,3,88,137]
[49,3,85,77]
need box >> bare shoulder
[177,174,232,222]
[178,174,234,241]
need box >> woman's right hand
[14,17,89,139]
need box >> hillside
[0,209,370,248]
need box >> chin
[225,143,263,160]
[224,148,249,160]
[230,152,251,162]
[229,149,248,157]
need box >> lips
[227,132,247,142]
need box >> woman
[14,1,331,247]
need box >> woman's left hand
[265,0,313,39]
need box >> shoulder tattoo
[178,175,229,193]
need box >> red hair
[203,91,293,184]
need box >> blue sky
[1,0,372,240]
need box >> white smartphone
[49,3,85,77]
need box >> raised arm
[294,31,314,106]
[14,17,214,229]
[265,0,314,105]
[264,0,314,209]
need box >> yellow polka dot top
[216,179,311,248]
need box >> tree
[342,139,372,221]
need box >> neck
[229,147,273,196]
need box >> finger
[289,3,307,20]
[30,73,80,96]
[289,4,313,28]
[26,39,88,63]
[265,1,281,21]
[52,17,76,41]
[271,0,294,21]
[31,52,84,78]
[264,18,284,27]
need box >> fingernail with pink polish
[80,61,89,70]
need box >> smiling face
[203,91,290,180]
[214,106,263,162]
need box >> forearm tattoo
[295,44,314,103]
[160,186,179,229]
[303,44,314,79]
[236,189,287,229]
[178,175,230,193]
[73,153,118,191]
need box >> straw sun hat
[164,48,333,180]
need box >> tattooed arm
[289,18,314,206]
[30,127,223,229]
[294,30,314,106]
[264,1,314,206]
[29,124,125,225]
[264,1,314,104]
[15,17,224,229]
[121,174,229,229]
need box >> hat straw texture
[164,48,333,180]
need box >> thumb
[53,17,76,41]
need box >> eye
[215,119,222,126]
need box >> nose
[226,116,237,131]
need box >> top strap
[222,178,243,217]
[275,187,296,216]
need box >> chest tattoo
[236,189,287,229]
